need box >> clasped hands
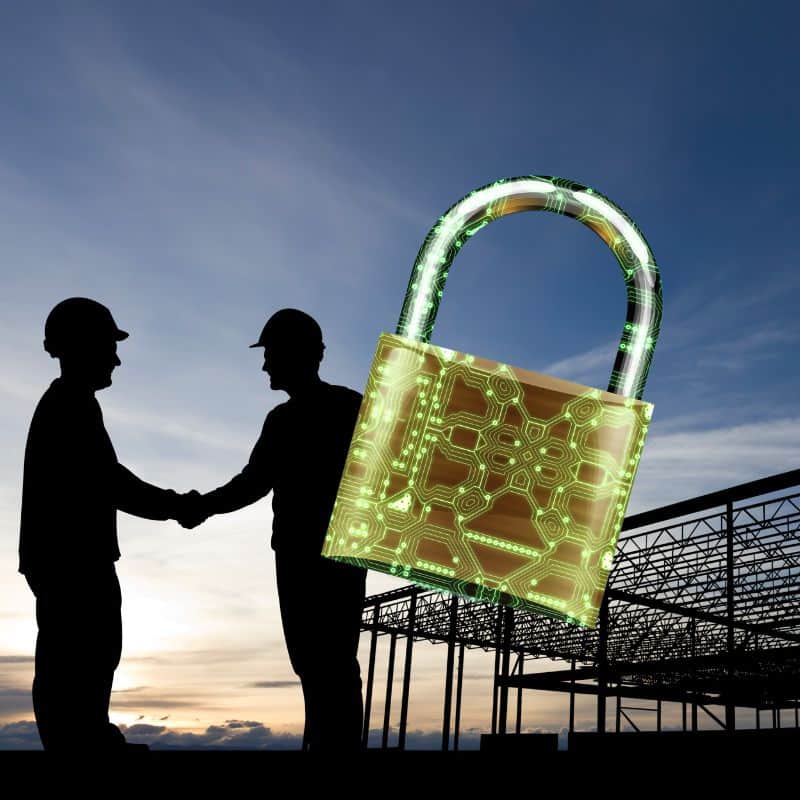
[173,490,211,530]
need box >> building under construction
[358,469,800,752]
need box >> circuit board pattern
[323,333,653,628]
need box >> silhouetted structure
[357,468,800,750]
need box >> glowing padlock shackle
[396,176,662,401]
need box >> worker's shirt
[203,380,362,561]
[19,377,177,575]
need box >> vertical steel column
[569,658,576,734]
[382,633,397,749]
[690,617,698,731]
[515,653,524,735]
[615,688,621,733]
[441,595,458,751]
[361,604,380,749]
[657,699,662,733]
[491,605,503,734]
[725,500,736,731]
[453,643,465,751]
[682,701,687,732]
[498,607,513,735]
[755,706,760,730]
[597,595,609,734]
[397,589,417,750]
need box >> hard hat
[249,308,325,352]
[44,297,129,357]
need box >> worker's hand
[176,490,210,530]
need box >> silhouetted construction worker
[19,297,187,751]
[179,309,367,752]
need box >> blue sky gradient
[1,0,798,747]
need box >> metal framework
[358,468,800,748]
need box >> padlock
[322,176,662,628]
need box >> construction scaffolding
[358,468,800,749]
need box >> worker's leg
[27,564,124,751]
[275,554,367,751]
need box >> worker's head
[250,308,325,392]
[43,298,128,391]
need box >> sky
[1,0,799,749]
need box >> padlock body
[322,333,652,628]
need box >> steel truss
[358,469,800,748]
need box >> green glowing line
[395,176,662,400]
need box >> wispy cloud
[630,416,800,512]
[246,681,301,689]
[541,340,618,385]
[0,688,32,717]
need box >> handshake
[172,490,212,530]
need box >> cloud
[0,687,32,717]
[246,680,301,689]
[110,698,198,710]
[0,718,303,751]
[0,721,40,750]
[541,340,618,386]
[122,720,303,750]
[0,656,33,664]
[364,727,483,750]
[221,719,262,728]
[630,415,800,513]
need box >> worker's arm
[113,463,181,520]
[192,410,279,521]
